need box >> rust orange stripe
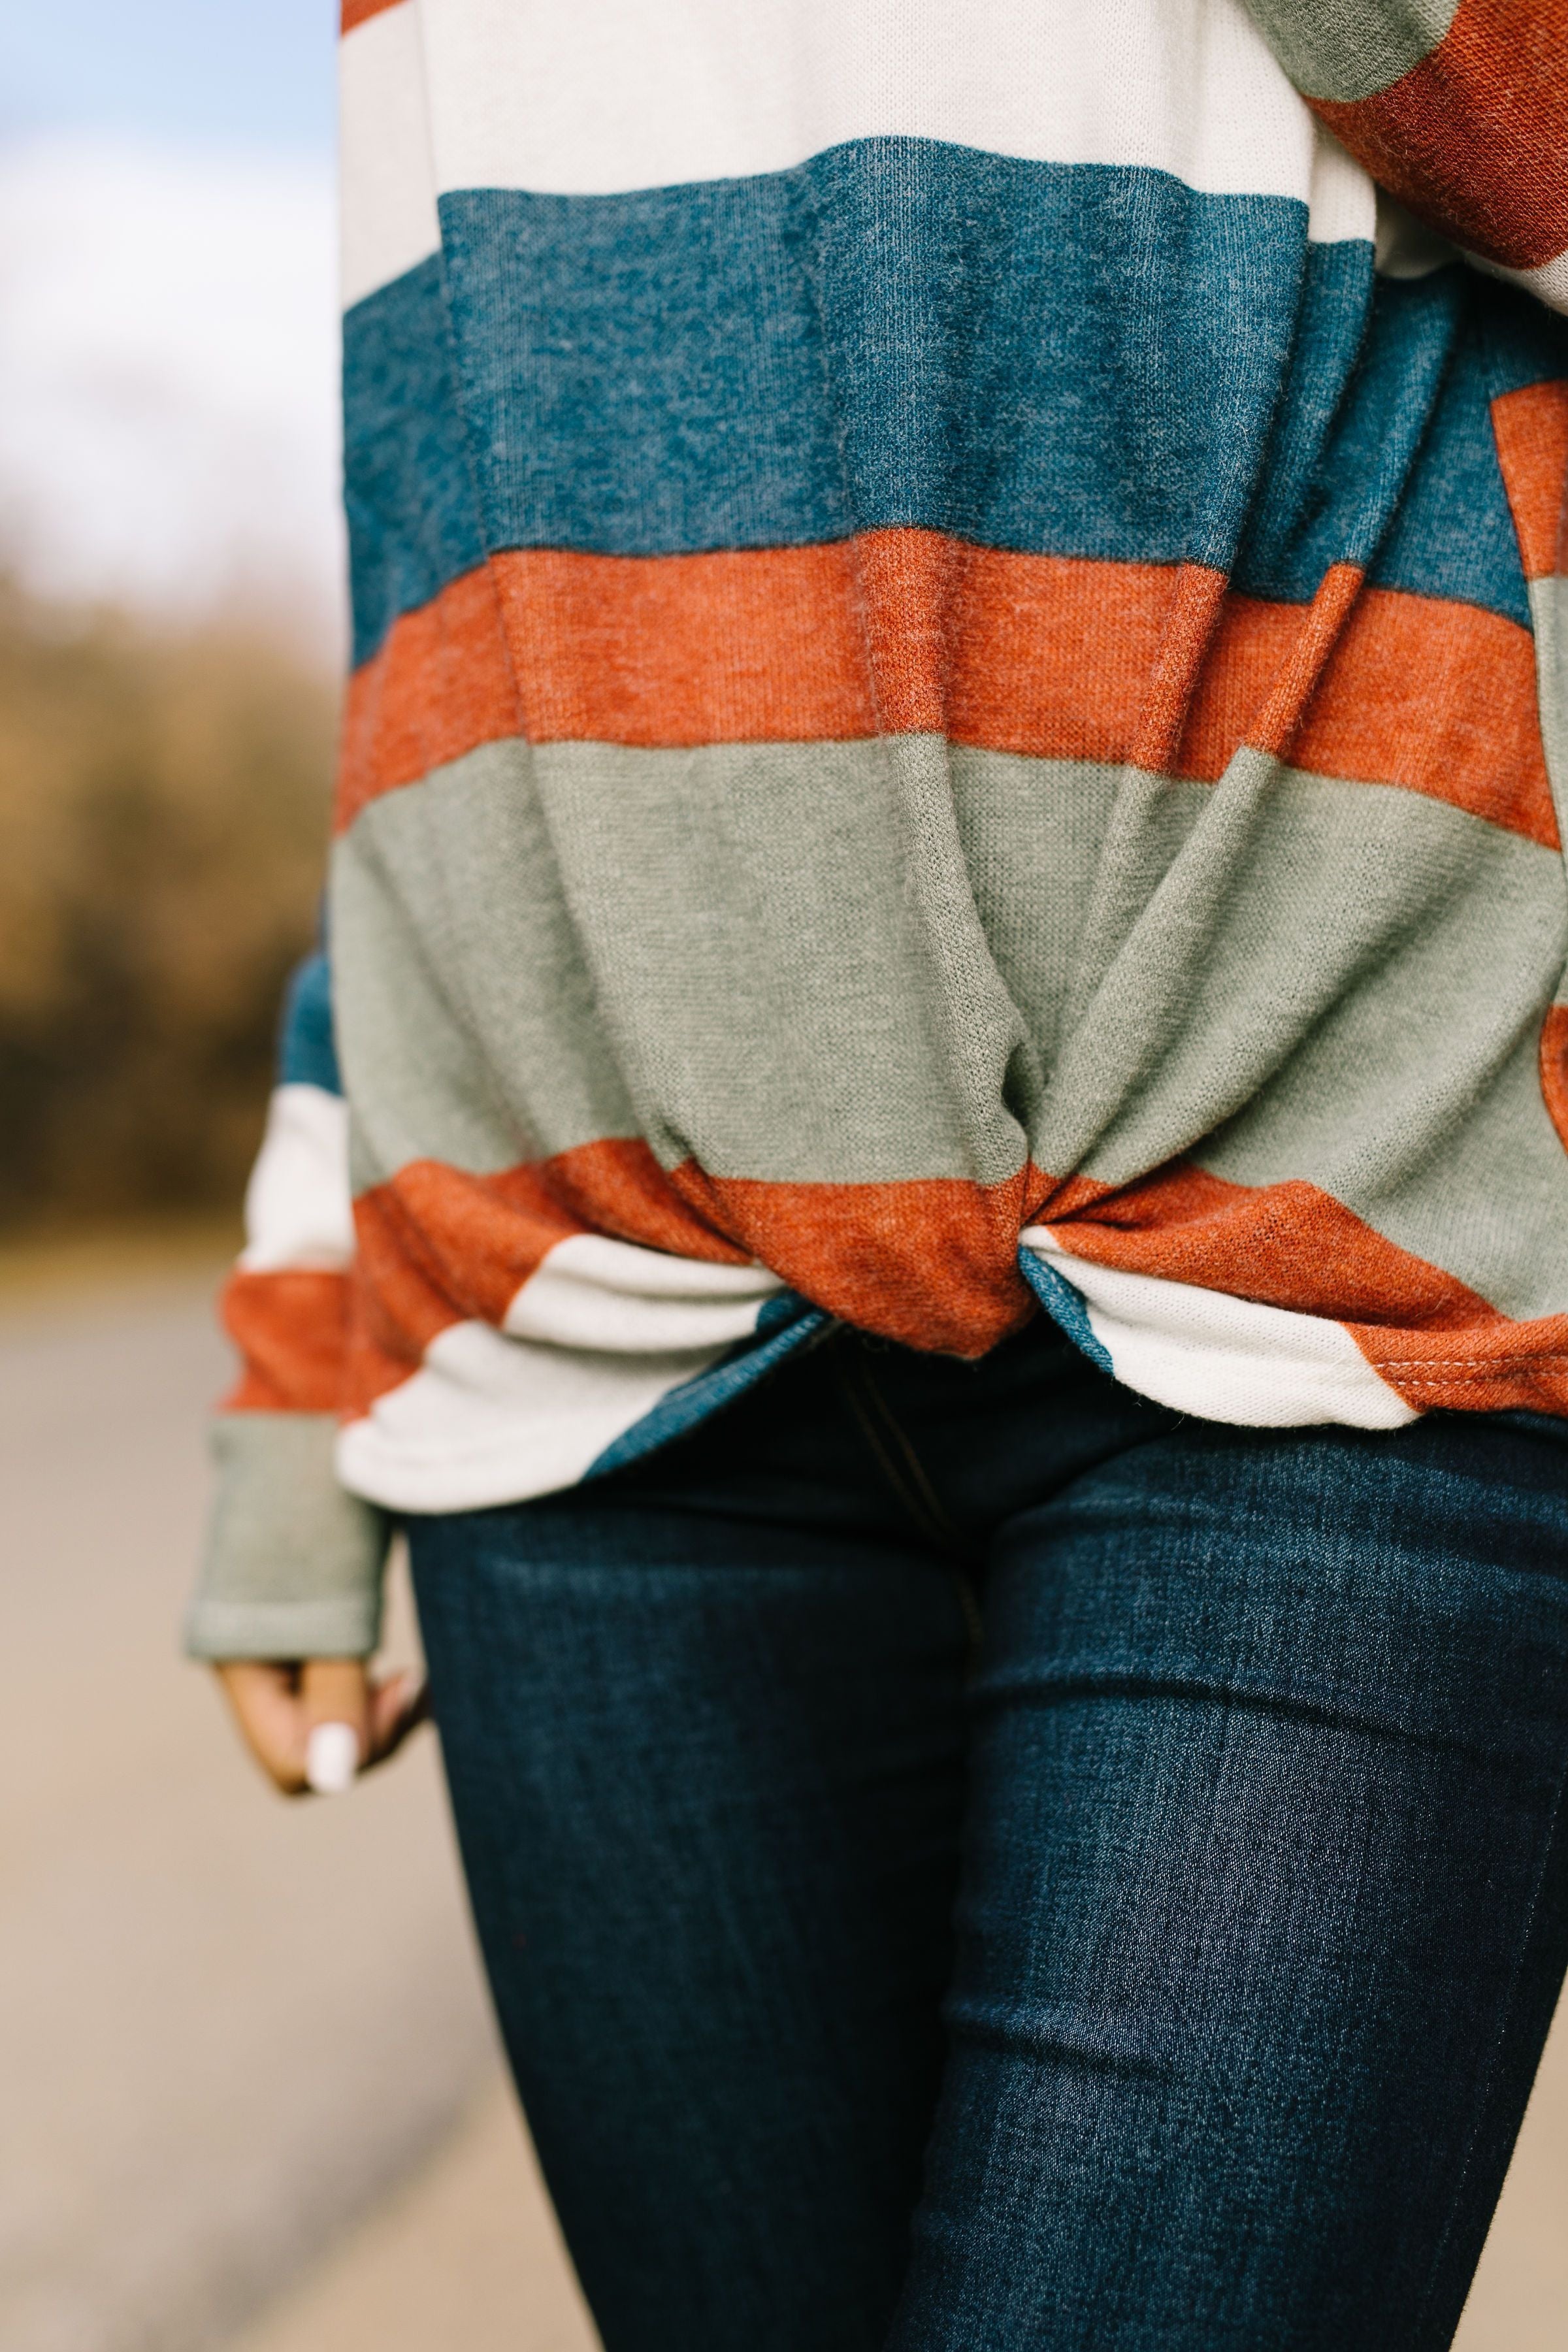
[238,1144,1568,1422]
[222,1269,353,1413]
[1042,1161,1497,1328]
[1310,0,1568,272]
[1130,564,1228,774]
[1492,381,1568,582]
[346,1139,752,1408]
[1353,1311,1568,1414]
[338,537,1556,849]
[494,539,878,744]
[338,564,524,835]
[1271,582,1554,844]
[341,0,405,33]
[1043,1159,1568,1416]
[670,1163,1047,1356]
[1244,563,1364,759]
[350,1139,1043,1367]
[1541,1004,1568,1151]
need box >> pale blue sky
[0,2,342,622]
[1,0,336,152]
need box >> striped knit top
[189,0,1568,1663]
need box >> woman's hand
[213,1658,430,1797]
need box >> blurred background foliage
[0,575,332,1228]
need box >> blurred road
[0,1267,591,2352]
[0,1264,1560,2351]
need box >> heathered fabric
[189,0,1568,1660]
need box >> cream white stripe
[503,1230,781,1352]
[341,0,1373,314]
[338,1232,777,1508]
[1022,1230,1417,1429]
[341,0,441,311]
[335,1315,732,1511]
[345,0,1375,231]
[1306,125,1374,249]
[238,1085,355,1273]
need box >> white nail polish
[306,1721,360,1796]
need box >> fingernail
[305,1721,360,1796]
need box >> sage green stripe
[951,754,1206,1083]
[1524,576,1568,1021]
[1528,576,1568,866]
[331,738,1566,1322]
[336,734,1046,1192]
[186,1414,390,1661]
[331,738,645,1193]
[1239,0,1457,104]
[1024,742,1568,1317]
[981,733,1568,1311]
[1034,747,1565,1193]
[532,735,1037,1187]
[1200,1004,1568,1319]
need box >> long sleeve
[1241,0,1568,311]
[184,951,390,1662]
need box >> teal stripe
[346,140,1553,657]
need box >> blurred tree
[0,577,334,1226]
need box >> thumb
[300,1657,372,1795]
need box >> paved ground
[0,1262,1561,2351]
[231,2086,596,2352]
[0,1270,508,2352]
[1460,2019,1568,2352]
[236,1999,1568,2352]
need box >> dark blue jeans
[408,1320,1568,2351]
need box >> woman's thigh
[407,1447,972,2352]
[892,1410,1568,2352]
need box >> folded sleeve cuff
[186,1412,391,1661]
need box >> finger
[367,1667,431,1766]
[300,1656,371,1739]
[214,1661,310,1795]
[301,1657,372,1795]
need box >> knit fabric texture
[189,0,1568,1658]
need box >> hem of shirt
[184,1592,384,1663]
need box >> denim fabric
[408,1320,1568,2351]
